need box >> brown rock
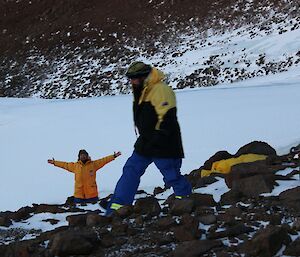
[116,205,133,218]
[134,197,161,216]
[190,193,216,207]
[279,187,300,211]
[245,225,291,257]
[86,213,110,227]
[10,206,34,222]
[225,161,280,188]
[231,174,274,198]
[50,229,99,256]
[170,198,194,215]
[283,237,300,256]
[174,240,223,257]
[199,214,217,225]
[156,216,177,230]
[173,215,201,242]
[235,141,277,157]
[208,223,254,239]
[153,186,165,195]
[33,204,65,214]
[0,215,12,227]
[66,214,87,226]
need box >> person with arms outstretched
[48,149,121,204]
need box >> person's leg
[106,151,152,215]
[154,158,192,197]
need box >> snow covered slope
[1,67,300,212]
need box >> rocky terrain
[1,141,300,256]
[1,0,300,98]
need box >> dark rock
[208,223,254,239]
[86,213,110,227]
[169,198,194,215]
[201,151,233,170]
[42,218,60,225]
[49,229,99,256]
[220,190,243,205]
[235,141,277,157]
[174,240,223,257]
[116,205,133,218]
[199,214,217,225]
[173,214,201,241]
[190,193,216,207]
[292,217,300,231]
[100,233,115,248]
[156,216,177,230]
[10,206,34,222]
[244,225,291,257]
[111,220,128,236]
[231,174,274,198]
[153,186,165,195]
[33,204,65,214]
[225,160,280,188]
[64,196,75,205]
[134,197,161,216]
[187,169,218,188]
[0,215,12,227]
[283,237,300,256]
[66,214,87,226]
[279,187,300,211]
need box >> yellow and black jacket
[133,68,184,158]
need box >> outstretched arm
[48,158,76,173]
[94,151,121,171]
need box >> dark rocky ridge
[0,0,300,98]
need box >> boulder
[198,214,217,225]
[225,160,279,188]
[49,229,99,256]
[169,198,194,215]
[173,214,201,241]
[66,214,87,227]
[231,174,274,198]
[156,216,177,230]
[283,237,300,256]
[244,225,291,257]
[190,193,216,207]
[134,197,161,216]
[0,215,12,227]
[86,213,110,227]
[174,240,223,257]
[235,141,277,157]
[208,223,254,239]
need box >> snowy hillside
[1,0,300,98]
[1,67,300,212]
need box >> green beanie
[125,61,152,79]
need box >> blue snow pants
[106,151,192,215]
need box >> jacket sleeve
[53,161,76,173]
[151,84,177,131]
[93,155,115,171]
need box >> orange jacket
[54,155,115,199]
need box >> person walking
[48,149,121,204]
[106,61,192,215]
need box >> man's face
[79,153,89,162]
[130,77,145,88]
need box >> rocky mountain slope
[1,142,300,257]
[1,0,300,98]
